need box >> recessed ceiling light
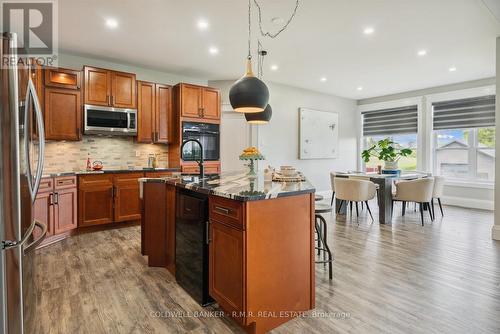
[417,50,427,56]
[209,46,219,55]
[105,18,118,29]
[363,27,375,35]
[270,64,278,71]
[320,77,327,82]
[449,66,457,72]
[357,86,363,91]
[197,19,209,30]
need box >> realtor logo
[1,0,58,67]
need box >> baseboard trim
[492,225,500,241]
[441,196,494,211]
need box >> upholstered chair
[392,178,434,226]
[334,178,377,221]
[431,176,445,217]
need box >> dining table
[334,171,431,224]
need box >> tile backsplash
[43,136,169,173]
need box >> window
[432,95,495,182]
[362,105,418,172]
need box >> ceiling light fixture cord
[253,0,300,39]
[248,0,252,59]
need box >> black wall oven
[182,122,220,161]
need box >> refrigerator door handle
[24,78,45,201]
[23,220,47,254]
[1,219,37,250]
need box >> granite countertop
[139,170,316,201]
[43,168,180,178]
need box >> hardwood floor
[34,203,500,334]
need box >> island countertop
[138,170,315,201]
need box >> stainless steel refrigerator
[0,32,47,333]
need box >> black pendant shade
[229,59,269,113]
[245,104,272,124]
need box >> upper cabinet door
[44,88,81,141]
[180,84,202,118]
[137,81,155,143]
[202,87,220,120]
[155,84,171,143]
[45,68,81,90]
[111,71,136,109]
[84,66,110,106]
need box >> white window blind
[362,105,418,136]
[433,95,495,130]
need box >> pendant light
[245,45,272,124]
[229,0,269,113]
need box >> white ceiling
[59,0,500,99]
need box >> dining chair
[329,172,336,206]
[392,178,434,226]
[334,178,376,222]
[431,176,445,217]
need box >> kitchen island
[139,171,316,334]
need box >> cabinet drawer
[55,176,77,190]
[145,172,173,178]
[177,192,206,220]
[45,68,81,90]
[182,163,220,175]
[39,178,53,193]
[209,196,244,229]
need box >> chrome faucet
[180,139,204,180]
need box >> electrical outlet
[135,151,141,157]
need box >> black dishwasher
[175,188,214,306]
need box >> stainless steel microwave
[84,104,137,136]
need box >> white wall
[494,37,500,240]
[209,80,358,193]
[58,52,207,86]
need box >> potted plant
[361,138,413,171]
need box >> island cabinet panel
[84,66,110,106]
[209,220,245,324]
[113,173,143,222]
[208,194,315,334]
[44,88,81,141]
[78,175,114,227]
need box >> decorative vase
[384,160,398,170]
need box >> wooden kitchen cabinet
[33,176,78,246]
[202,87,221,120]
[176,83,220,121]
[181,161,220,175]
[155,84,171,143]
[111,71,136,108]
[45,67,81,90]
[113,173,143,222]
[44,88,81,141]
[78,174,114,227]
[209,220,245,321]
[137,81,171,143]
[137,81,155,143]
[84,66,136,108]
[84,66,110,106]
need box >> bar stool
[315,203,333,280]
[315,194,324,202]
